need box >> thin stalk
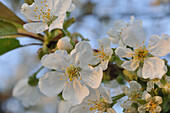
[17,33,44,41]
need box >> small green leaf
[63,17,76,29]
[0,38,21,55]
[0,2,25,25]
[24,0,34,5]
[137,99,147,104]
[0,20,18,36]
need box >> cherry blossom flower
[115,34,170,79]
[138,93,162,113]
[107,16,145,47]
[90,38,113,70]
[69,86,115,113]
[12,78,41,107]
[21,0,73,33]
[39,41,103,105]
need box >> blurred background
[0,0,170,113]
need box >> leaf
[0,2,25,25]
[137,99,147,104]
[0,20,18,36]
[0,38,21,55]
[24,0,34,5]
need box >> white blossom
[107,16,145,47]
[21,0,73,33]
[57,37,73,51]
[115,34,170,79]
[90,38,113,70]
[69,85,115,113]
[12,78,41,108]
[138,93,162,113]
[39,41,103,105]
[122,81,142,102]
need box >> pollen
[45,5,48,7]
[133,46,149,62]
[35,7,38,9]
[41,1,43,3]
[34,9,36,12]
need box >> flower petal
[23,22,48,33]
[39,71,66,97]
[81,66,103,89]
[148,35,170,57]
[41,50,71,70]
[107,108,116,113]
[115,47,134,58]
[129,81,141,91]
[97,85,112,103]
[62,79,89,106]
[71,41,93,67]
[142,57,166,79]
[52,0,72,16]
[12,78,40,107]
[121,59,139,71]
[122,25,146,48]
[98,38,111,49]
[49,14,66,32]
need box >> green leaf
[0,20,18,36]
[0,2,25,25]
[63,17,76,29]
[137,99,147,104]
[24,0,34,5]
[0,38,21,55]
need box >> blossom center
[96,45,109,61]
[133,46,149,62]
[65,64,82,81]
[83,99,107,112]
[33,1,56,25]
[146,100,157,113]
[128,90,141,101]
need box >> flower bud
[57,37,73,51]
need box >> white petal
[154,96,162,104]
[142,57,166,79]
[107,108,116,113]
[13,78,40,107]
[52,0,72,16]
[21,3,40,21]
[23,22,48,33]
[98,38,111,49]
[149,35,170,57]
[81,66,103,89]
[115,47,134,58]
[121,86,130,94]
[89,56,100,65]
[99,60,109,70]
[71,41,93,67]
[129,81,141,91]
[122,25,146,48]
[121,59,139,71]
[39,71,66,97]
[146,81,154,92]
[57,36,73,51]
[114,20,127,30]
[49,14,66,32]
[41,50,71,70]
[97,86,112,103]
[69,103,93,113]
[62,79,89,106]
[58,100,72,113]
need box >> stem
[33,66,44,76]
[21,43,43,47]
[109,93,126,107]
[17,33,44,41]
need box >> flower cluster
[10,0,170,113]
